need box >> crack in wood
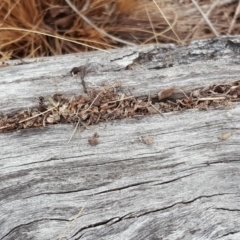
[219,231,240,238]
[94,180,156,195]
[110,51,137,62]
[120,193,235,220]
[1,218,69,240]
[71,217,121,239]
[153,173,195,186]
[214,207,240,212]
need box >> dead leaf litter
[0,81,240,133]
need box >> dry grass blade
[0,27,109,52]
[83,91,102,113]
[148,102,165,118]
[198,97,226,101]
[145,7,159,45]
[68,117,81,144]
[19,107,56,123]
[58,206,85,240]
[64,0,136,47]
[2,0,178,58]
[228,0,240,34]
[183,0,220,43]
[191,0,219,37]
[152,0,183,45]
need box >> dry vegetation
[1,80,240,134]
[0,0,240,60]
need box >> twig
[84,91,102,112]
[198,97,226,101]
[79,66,88,93]
[19,107,56,123]
[178,88,189,99]
[68,118,80,143]
[149,102,165,118]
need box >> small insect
[139,135,153,145]
[226,40,240,53]
[88,132,99,146]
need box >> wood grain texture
[1,35,240,114]
[1,36,240,240]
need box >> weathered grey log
[1,35,240,114]
[1,36,240,240]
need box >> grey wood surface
[1,35,240,114]
[1,36,240,240]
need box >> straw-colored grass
[0,0,239,60]
[0,0,177,59]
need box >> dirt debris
[218,132,232,141]
[139,135,153,145]
[0,81,240,133]
[88,132,100,146]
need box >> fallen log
[1,36,240,240]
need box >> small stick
[68,117,81,143]
[149,102,165,118]
[83,91,102,112]
[178,88,189,99]
[198,97,226,101]
[70,66,88,93]
[19,107,56,123]
[79,66,88,93]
